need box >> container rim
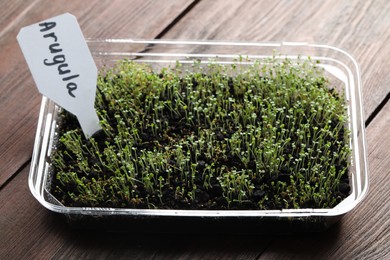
[29,39,369,219]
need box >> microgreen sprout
[51,56,351,210]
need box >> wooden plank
[0,0,39,38]
[0,167,70,259]
[160,0,390,122]
[1,1,389,259]
[0,101,389,260]
[0,165,269,259]
[0,0,195,187]
[258,102,390,259]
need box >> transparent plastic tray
[29,40,368,232]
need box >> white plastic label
[17,13,101,138]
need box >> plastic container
[29,40,368,232]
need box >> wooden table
[1,1,389,259]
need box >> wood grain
[0,165,270,259]
[0,102,388,260]
[0,0,195,187]
[161,0,390,122]
[1,0,389,259]
[259,101,390,260]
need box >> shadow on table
[47,212,342,259]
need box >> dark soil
[50,66,351,210]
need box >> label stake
[17,13,101,138]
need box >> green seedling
[51,56,351,210]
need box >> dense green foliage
[51,57,351,210]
